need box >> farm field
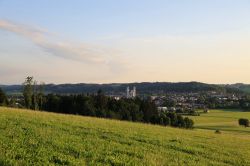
[189,109,250,134]
[0,107,250,165]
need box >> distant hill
[0,82,245,95]
[227,83,250,94]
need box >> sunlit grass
[0,107,250,165]
[189,109,250,134]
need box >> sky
[0,0,250,84]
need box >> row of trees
[21,77,194,129]
[164,94,250,111]
[23,76,45,110]
[239,96,250,111]
[40,91,194,129]
[0,77,194,129]
[200,95,250,110]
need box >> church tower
[126,86,130,98]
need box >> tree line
[41,92,194,128]
[19,77,194,129]
[164,94,250,111]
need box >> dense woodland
[2,77,250,128]
[41,92,194,128]
[0,77,194,129]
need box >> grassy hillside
[189,109,250,134]
[0,107,250,165]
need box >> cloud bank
[0,19,119,64]
[1,19,250,84]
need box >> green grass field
[189,109,250,135]
[0,107,250,165]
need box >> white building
[157,107,168,112]
[126,86,136,98]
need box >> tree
[238,118,249,127]
[164,116,171,126]
[127,102,142,122]
[43,94,60,112]
[0,88,7,106]
[23,76,34,109]
[32,91,194,129]
[32,80,39,110]
[22,77,45,110]
[83,99,96,116]
[177,115,185,127]
[167,113,178,126]
[183,117,194,129]
[163,99,176,107]
[37,82,45,110]
[95,89,107,110]
[140,99,158,123]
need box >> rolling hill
[0,82,244,95]
[227,83,250,94]
[0,107,250,165]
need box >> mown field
[189,109,250,135]
[0,107,250,165]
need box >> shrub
[164,117,171,126]
[183,117,194,129]
[215,130,221,134]
[238,118,249,127]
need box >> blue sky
[0,0,250,84]
[1,0,249,40]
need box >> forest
[0,77,194,129]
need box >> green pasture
[189,109,250,134]
[0,107,250,165]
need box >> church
[126,86,136,98]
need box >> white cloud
[0,19,121,64]
[0,19,129,84]
[1,19,250,84]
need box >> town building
[126,86,136,98]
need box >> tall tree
[23,76,34,109]
[37,82,45,110]
[0,88,7,106]
[32,80,39,110]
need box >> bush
[164,117,171,126]
[183,117,194,129]
[238,118,249,127]
[215,130,221,134]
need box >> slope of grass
[189,109,250,134]
[0,107,250,165]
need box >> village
[109,86,245,115]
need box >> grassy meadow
[189,109,250,135]
[0,107,250,165]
